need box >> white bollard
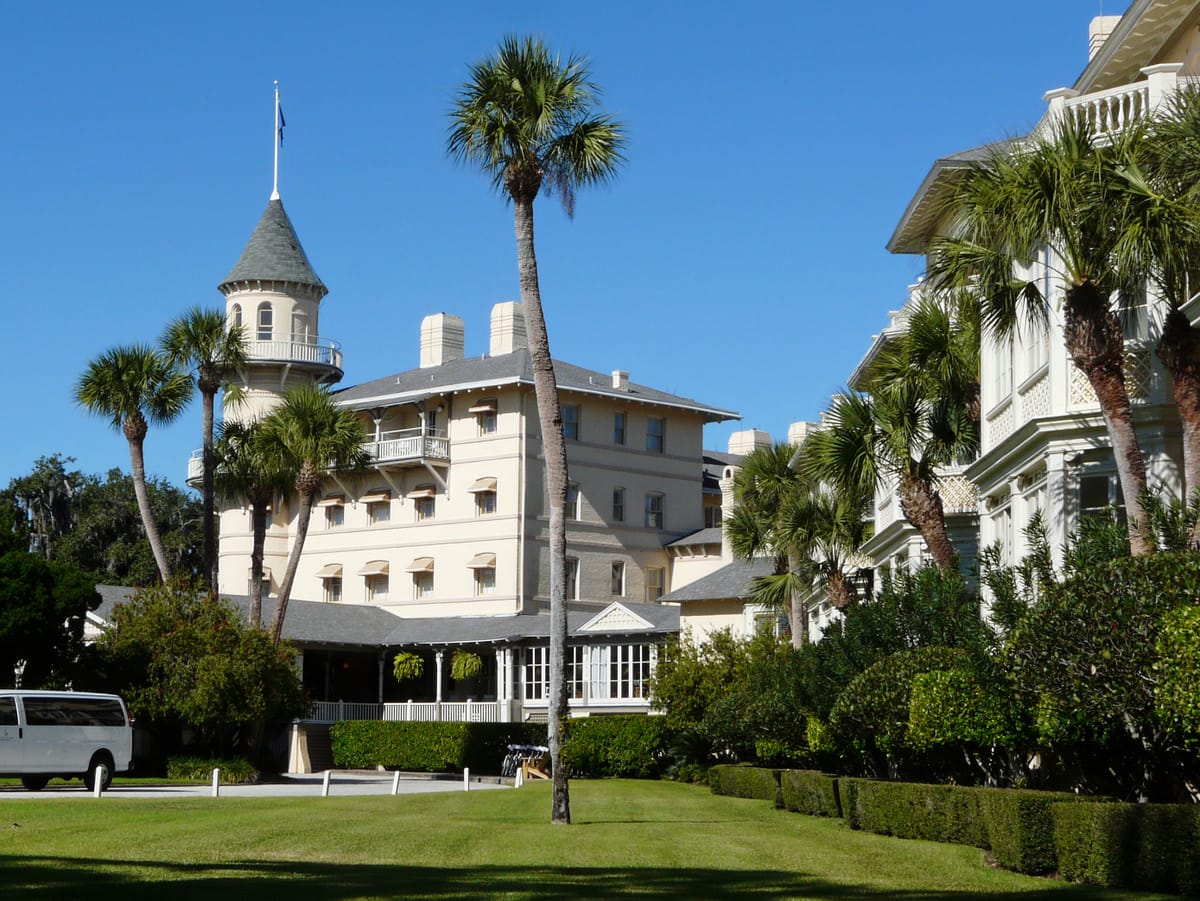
[464,767,470,792]
[93,765,106,798]
[211,768,221,798]
[515,768,523,789]
[391,771,401,796]
[322,769,332,797]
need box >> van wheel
[20,776,49,791]
[83,752,114,791]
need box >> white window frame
[566,557,580,600]
[644,492,664,530]
[368,500,391,525]
[562,404,581,440]
[612,487,625,523]
[256,302,273,341]
[590,644,653,701]
[645,566,665,602]
[610,561,625,596]
[646,417,666,453]
[475,490,497,517]
[524,646,549,701]
[567,483,581,521]
[325,505,344,528]
[324,576,342,604]
[366,573,389,602]
[474,566,496,596]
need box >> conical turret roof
[220,198,327,297]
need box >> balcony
[1043,65,1200,140]
[245,335,343,372]
[364,428,450,466]
[187,449,204,486]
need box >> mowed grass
[0,779,1170,900]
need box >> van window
[0,697,15,725]
[23,696,125,727]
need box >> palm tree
[214,420,288,627]
[726,444,870,648]
[448,35,625,825]
[1141,87,1200,523]
[803,382,973,574]
[76,345,191,582]
[928,115,1197,555]
[258,384,368,644]
[162,307,247,593]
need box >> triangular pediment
[578,602,654,634]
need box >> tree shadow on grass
[0,857,1165,901]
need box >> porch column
[377,651,386,703]
[494,648,505,702]
[505,647,516,705]
[434,648,444,703]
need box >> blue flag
[278,105,286,146]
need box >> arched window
[257,303,273,341]
[230,303,242,329]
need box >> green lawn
[0,779,1171,900]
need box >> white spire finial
[271,81,281,201]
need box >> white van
[0,691,134,791]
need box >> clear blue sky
[0,1,1124,488]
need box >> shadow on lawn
[0,857,1151,901]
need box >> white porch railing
[1064,82,1148,136]
[187,449,204,485]
[309,699,500,723]
[245,335,343,370]
[364,428,450,464]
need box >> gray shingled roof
[659,558,775,603]
[220,199,327,295]
[336,348,738,422]
[703,449,742,493]
[667,528,723,548]
[93,586,678,649]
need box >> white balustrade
[364,429,450,464]
[309,699,501,723]
[244,336,343,369]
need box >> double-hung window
[646,417,665,453]
[562,404,581,440]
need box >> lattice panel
[1124,348,1153,400]
[1069,367,1098,408]
[936,475,979,514]
[1020,374,1051,420]
[989,403,1015,443]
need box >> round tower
[219,197,342,423]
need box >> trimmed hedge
[780,770,841,818]
[709,765,782,807]
[1052,801,1200,894]
[841,778,989,848]
[330,722,547,773]
[977,788,1083,875]
[563,715,670,778]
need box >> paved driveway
[0,772,511,800]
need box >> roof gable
[578,602,655,633]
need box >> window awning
[466,552,497,569]
[405,556,435,573]
[316,564,343,578]
[468,400,497,413]
[407,486,436,499]
[316,495,345,508]
[357,560,389,576]
[467,477,497,493]
[360,491,391,504]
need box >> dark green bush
[1155,604,1200,744]
[1051,801,1200,893]
[330,722,546,773]
[841,779,988,848]
[977,788,1082,875]
[563,715,670,778]
[709,765,781,807]
[827,646,966,777]
[167,756,257,784]
[780,770,840,818]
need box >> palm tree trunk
[201,388,218,595]
[825,569,857,610]
[124,418,173,583]
[1063,282,1151,555]
[785,547,808,649]
[897,472,956,572]
[272,478,318,645]
[1157,309,1200,544]
[513,194,571,825]
[249,497,268,627]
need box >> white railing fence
[309,699,500,723]
[363,428,450,463]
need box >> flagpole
[271,81,281,201]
